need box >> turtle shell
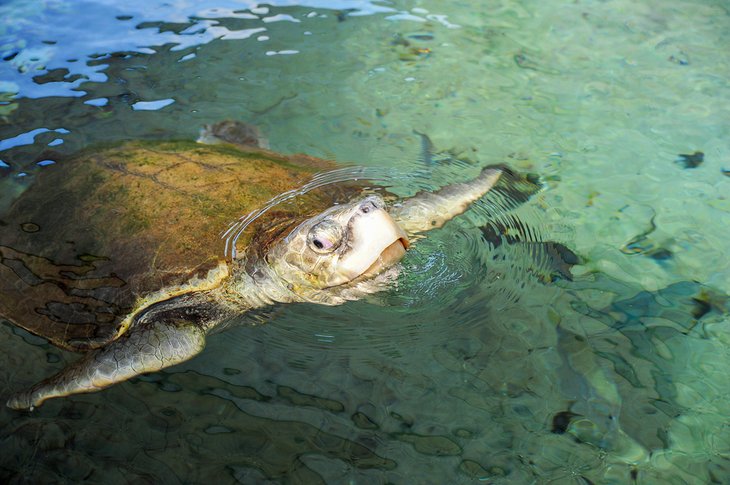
[0,139,344,351]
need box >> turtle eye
[308,220,343,254]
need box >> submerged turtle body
[0,136,340,352]
[2,122,535,410]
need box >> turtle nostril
[360,196,384,214]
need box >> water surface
[1,0,729,483]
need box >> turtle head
[264,195,409,298]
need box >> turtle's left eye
[308,220,344,253]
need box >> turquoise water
[1,0,730,483]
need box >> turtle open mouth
[332,207,410,286]
[360,237,409,278]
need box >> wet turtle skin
[0,138,344,352]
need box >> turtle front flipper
[391,165,542,235]
[7,314,207,410]
[6,291,236,410]
[391,165,502,234]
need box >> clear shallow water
[1,0,730,483]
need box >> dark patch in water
[668,55,689,65]
[514,52,538,70]
[551,410,578,434]
[607,281,726,327]
[480,221,580,281]
[566,277,728,453]
[46,352,61,364]
[159,406,179,417]
[647,247,672,260]
[351,411,379,430]
[409,34,434,41]
[676,151,704,168]
[336,9,357,22]
[159,381,182,392]
[691,297,712,320]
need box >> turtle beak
[336,207,409,282]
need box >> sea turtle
[1,121,536,410]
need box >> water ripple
[221,163,560,358]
